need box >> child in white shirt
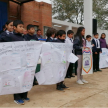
[65,30,75,78]
[86,35,94,48]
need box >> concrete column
[66,25,72,36]
[66,25,72,31]
[84,0,92,36]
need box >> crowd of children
[0,20,107,105]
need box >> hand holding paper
[68,53,79,63]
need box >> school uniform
[52,38,68,90]
[24,33,38,86]
[0,30,13,37]
[24,34,38,41]
[36,34,43,39]
[0,32,28,100]
[65,37,75,78]
[92,38,102,71]
[73,36,83,81]
[100,38,108,48]
[86,40,93,48]
[46,37,53,42]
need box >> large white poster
[0,41,42,95]
[99,48,108,69]
[36,43,77,85]
[82,48,93,75]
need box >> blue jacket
[92,39,102,53]
[24,34,38,41]
[0,32,24,42]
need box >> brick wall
[9,1,52,35]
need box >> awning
[9,0,34,5]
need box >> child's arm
[0,35,12,42]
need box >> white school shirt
[86,40,93,48]
[94,38,100,48]
[6,30,13,35]
[65,37,73,50]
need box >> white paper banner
[36,43,77,85]
[0,41,42,95]
[99,48,108,69]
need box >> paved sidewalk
[0,69,108,107]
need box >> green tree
[52,0,108,29]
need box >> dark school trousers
[66,63,73,77]
[93,49,100,70]
[14,92,28,100]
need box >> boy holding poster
[53,30,69,91]
[0,20,29,105]
[24,24,39,86]
[24,24,38,41]
[92,33,102,72]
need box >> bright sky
[35,0,51,4]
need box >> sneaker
[23,98,30,102]
[77,80,84,85]
[14,100,25,105]
[82,79,88,84]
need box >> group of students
[0,20,107,105]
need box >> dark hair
[54,30,58,38]
[74,27,85,44]
[67,30,74,35]
[46,28,56,38]
[57,30,66,37]
[13,20,23,27]
[2,25,6,29]
[94,33,98,36]
[27,24,34,30]
[37,29,41,32]
[5,20,13,26]
[100,33,106,39]
[86,35,91,39]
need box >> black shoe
[61,83,69,89]
[93,70,97,72]
[66,76,71,78]
[96,69,102,72]
[33,81,38,86]
[56,85,64,91]
[71,75,75,77]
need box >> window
[44,26,50,38]
[34,25,39,34]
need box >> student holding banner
[46,28,56,42]
[73,27,88,85]
[24,24,38,41]
[0,20,13,38]
[24,24,39,86]
[0,20,30,105]
[53,30,69,91]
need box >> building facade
[0,0,52,36]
